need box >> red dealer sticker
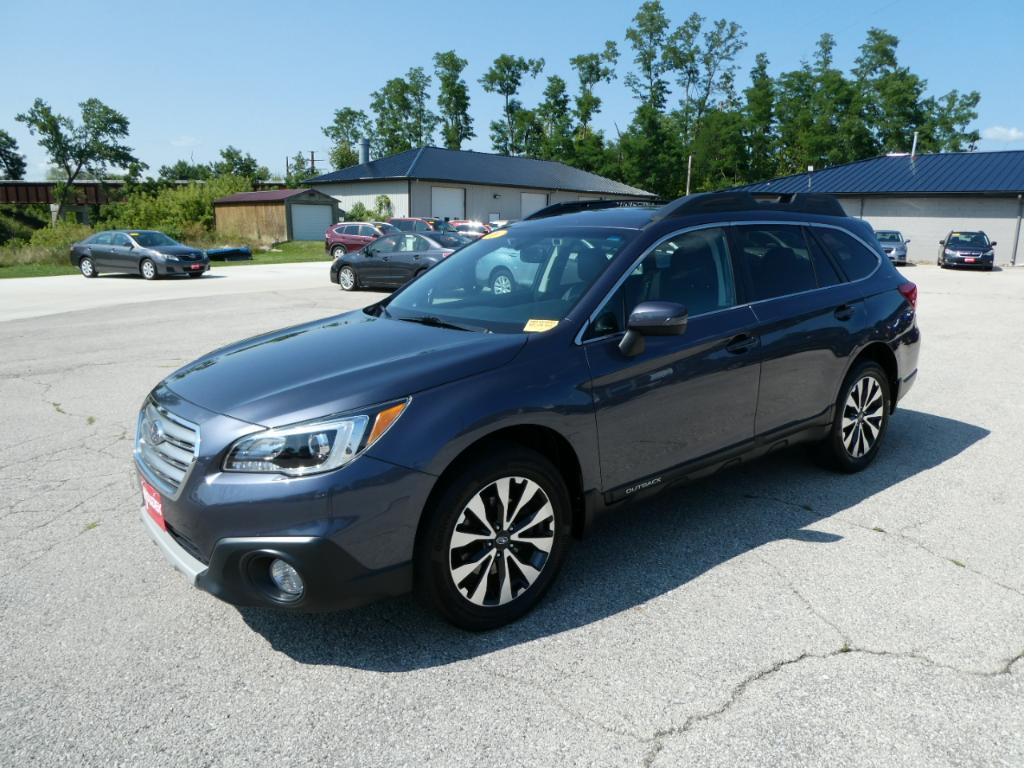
[141,478,165,530]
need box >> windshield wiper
[396,314,485,333]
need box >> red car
[324,221,398,257]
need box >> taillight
[898,282,917,309]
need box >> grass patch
[216,241,329,267]
[872,526,885,533]
[0,263,79,279]
[950,559,966,568]
[82,521,100,532]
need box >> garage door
[290,204,334,240]
[521,192,548,218]
[431,187,465,220]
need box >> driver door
[359,234,397,286]
[108,232,136,272]
[583,227,761,492]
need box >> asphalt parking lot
[1,263,1022,767]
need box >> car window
[812,228,879,281]
[390,220,413,232]
[359,225,377,237]
[396,235,422,252]
[373,235,400,253]
[586,228,736,339]
[876,231,902,243]
[945,231,990,249]
[378,223,399,235]
[385,228,636,334]
[89,232,113,245]
[733,225,818,301]
[804,229,843,287]
[111,233,132,247]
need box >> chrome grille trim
[135,400,200,498]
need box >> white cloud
[980,126,1024,142]
[170,135,201,148]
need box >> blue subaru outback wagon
[136,192,920,630]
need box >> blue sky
[2,0,1022,179]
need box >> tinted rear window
[733,225,818,301]
[813,228,879,281]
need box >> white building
[305,146,655,224]
[742,151,1024,266]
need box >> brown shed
[213,188,341,244]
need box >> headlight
[983,250,994,257]
[223,400,408,476]
[163,254,179,262]
[944,248,956,255]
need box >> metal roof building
[305,146,654,224]
[740,151,1024,265]
[213,188,341,243]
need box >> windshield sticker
[482,230,506,239]
[129,232,140,237]
[524,319,558,333]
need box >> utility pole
[685,154,693,196]
[285,156,290,178]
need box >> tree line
[322,0,980,198]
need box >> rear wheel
[79,256,97,278]
[331,245,345,259]
[140,258,158,280]
[415,446,571,630]
[338,265,357,291]
[490,268,514,295]
[816,360,891,473]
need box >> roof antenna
[911,131,918,161]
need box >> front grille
[166,522,208,564]
[136,401,199,497]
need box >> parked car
[475,245,543,294]
[937,231,996,270]
[70,230,209,280]
[136,191,920,630]
[389,217,460,234]
[451,220,491,239]
[330,232,460,290]
[875,230,909,265]
[324,221,398,258]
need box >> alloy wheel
[492,273,513,295]
[339,267,355,290]
[80,257,94,277]
[842,375,884,458]
[448,476,555,607]
[141,259,156,280]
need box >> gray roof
[739,151,1024,196]
[214,189,308,204]
[306,146,655,197]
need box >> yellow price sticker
[482,229,506,239]
[523,319,558,333]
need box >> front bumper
[941,254,993,267]
[140,505,412,610]
[159,260,210,276]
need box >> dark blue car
[136,192,920,630]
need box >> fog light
[269,559,304,599]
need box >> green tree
[744,52,776,180]
[480,54,544,155]
[920,90,981,152]
[158,159,212,182]
[624,0,674,110]
[535,75,575,161]
[406,66,438,147]
[285,152,316,186]
[16,97,143,220]
[323,107,372,168]
[211,146,269,181]
[374,195,393,219]
[853,28,928,153]
[371,68,438,155]
[434,51,474,150]
[0,130,27,180]
[570,41,619,136]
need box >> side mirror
[938,240,945,245]
[990,241,997,247]
[364,247,375,257]
[904,239,911,244]
[618,301,688,357]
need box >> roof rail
[652,191,846,221]
[524,198,662,221]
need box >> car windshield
[131,231,178,247]
[428,233,471,249]
[377,223,399,235]
[876,232,902,243]
[391,220,417,232]
[947,232,989,249]
[382,226,637,334]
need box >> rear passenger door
[732,223,871,436]
[87,233,115,267]
[388,234,430,285]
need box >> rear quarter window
[812,228,879,281]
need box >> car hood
[151,244,205,257]
[162,310,527,427]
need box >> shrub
[346,202,373,222]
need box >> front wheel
[338,265,357,291]
[816,360,891,473]
[415,446,571,630]
[490,268,514,295]
[140,258,158,280]
[79,256,98,278]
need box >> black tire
[140,258,158,280]
[338,265,357,291]
[415,445,571,630]
[331,245,345,259]
[79,256,98,278]
[816,360,891,473]
[490,267,514,296]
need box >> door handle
[382,256,390,261]
[725,333,758,354]
[834,304,855,321]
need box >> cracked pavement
[1,264,1022,766]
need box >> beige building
[213,188,341,243]
[306,146,655,224]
